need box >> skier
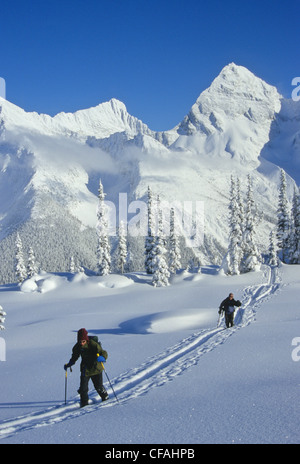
[218,293,241,328]
[64,328,109,407]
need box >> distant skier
[64,328,109,407]
[218,293,241,328]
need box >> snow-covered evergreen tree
[267,230,279,266]
[0,305,6,331]
[277,169,290,263]
[169,207,181,274]
[240,175,261,272]
[117,220,128,274]
[69,256,76,273]
[15,233,27,283]
[236,178,245,246]
[152,197,170,287]
[226,176,242,275]
[289,187,300,264]
[126,248,134,273]
[145,186,156,274]
[96,180,111,276]
[221,175,261,275]
[27,247,38,278]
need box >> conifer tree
[69,256,76,273]
[240,175,261,272]
[15,233,27,283]
[236,178,245,246]
[145,186,156,274]
[117,220,128,274]
[96,180,111,276]
[289,187,300,264]
[267,230,278,266]
[227,176,242,275]
[27,247,38,278]
[276,169,290,263]
[169,207,181,274]
[152,197,170,287]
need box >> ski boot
[98,387,109,402]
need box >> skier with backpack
[218,293,241,328]
[64,328,109,407]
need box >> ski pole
[65,370,68,405]
[64,366,72,405]
[101,362,119,404]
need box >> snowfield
[0,263,299,444]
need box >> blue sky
[0,0,299,131]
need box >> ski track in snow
[0,266,281,440]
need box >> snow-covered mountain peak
[176,63,282,138]
[211,62,275,94]
[0,96,153,141]
[170,63,283,171]
[52,98,153,139]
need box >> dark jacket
[69,339,108,377]
[219,297,241,314]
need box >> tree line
[14,181,182,287]
[222,169,300,275]
[14,171,300,286]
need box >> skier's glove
[64,362,72,371]
[97,355,106,363]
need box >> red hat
[77,328,89,343]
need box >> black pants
[225,312,234,328]
[79,372,107,404]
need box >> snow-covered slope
[261,98,300,183]
[0,63,299,282]
[0,264,299,443]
